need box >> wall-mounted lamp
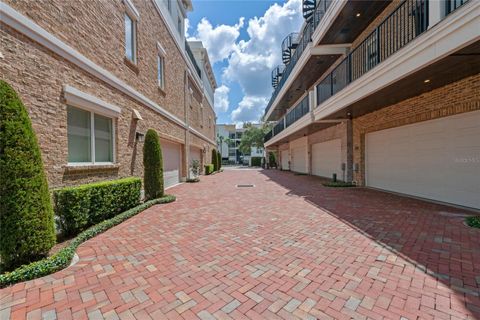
[136,131,145,142]
[202,146,207,154]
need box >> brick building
[264,0,480,209]
[0,0,217,189]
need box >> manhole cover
[236,184,255,188]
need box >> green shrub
[0,195,176,288]
[143,129,164,200]
[269,152,277,168]
[212,149,218,171]
[217,150,222,170]
[204,164,214,175]
[466,216,480,228]
[322,181,356,188]
[251,157,262,167]
[0,80,56,271]
[53,177,141,236]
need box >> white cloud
[185,18,190,38]
[231,96,269,123]
[214,85,230,113]
[189,17,244,63]
[189,0,303,124]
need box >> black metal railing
[282,33,300,64]
[303,0,316,22]
[271,65,286,88]
[264,0,332,118]
[185,41,202,78]
[273,121,285,135]
[445,0,467,15]
[317,0,432,106]
[264,94,310,143]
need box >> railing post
[376,27,381,65]
[347,53,352,84]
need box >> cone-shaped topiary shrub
[0,80,56,271]
[211,149,218,171]
[143,129,164,200]
[217,150,222,170]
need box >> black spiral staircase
[302,0,316,22]
[281,33,299,65]
[271,65,285,88]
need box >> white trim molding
[157,41,167,57]
[123,0,140,21]
[64,85,122,118]
[314,0,480,121]
[0,2,216,146]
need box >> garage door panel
[312,139,342,179]
[161,140,181,188]
[281,150,289,170]
[366,110,480,209]
[291,147,307,173]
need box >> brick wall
[0,0,215,188]
[352,74,480,185]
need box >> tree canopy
[238,123,271,155]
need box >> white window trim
[157,55,165,89]
[124,12,137,64]
[157,41,167,57]
[67,107,116,166]
[123,0,140,21]
[64,85,122,118]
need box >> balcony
[185,40,201,78]
[265,0,478,146]
[264,0,392,122]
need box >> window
[167,0,171,12]
[157,55,165,89]
[124,13,136,63]
[67,106,114,164]
[177,17,183,34]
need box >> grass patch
[0,195,175,288]
[466,216,480,229]
[322,181,356,188]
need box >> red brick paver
[1,169,479,319]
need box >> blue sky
[186,0,304,125]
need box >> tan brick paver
[1,169,479,319]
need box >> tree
[211,149,218,171]
[238,123,272,156]
[143,129,164,200]
[217,150,222,170]
[0,80,56,270]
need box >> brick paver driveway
[1,169,480,320]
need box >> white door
[312,139,342,179]
[291,146,307,173]
[366,110,480,209]
[281,150,289,170]
[161,140,181,188]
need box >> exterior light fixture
[135,131,145,142]
[424,79,431,83]
[356,13,361,17]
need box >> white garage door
[161,140,181,188]
[281,150,289,170]
[312,139,342,179]
[366,110,480,209]
[291,146,307,174]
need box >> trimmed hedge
[212,149,218,171]
[53,177,141,236]
[217,151,222,171]
[204,164,214,175]
[143,129,164,200]
[250,157,262,167]
[0,80,56,271]
[0,195,176,288]
[466,216,480,228]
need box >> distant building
[216,124,264,165]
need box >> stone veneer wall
[0,0,216,188]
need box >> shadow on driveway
[261,169,480,317]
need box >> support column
[346,116,354,183]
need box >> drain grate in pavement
[236,184,255,188]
